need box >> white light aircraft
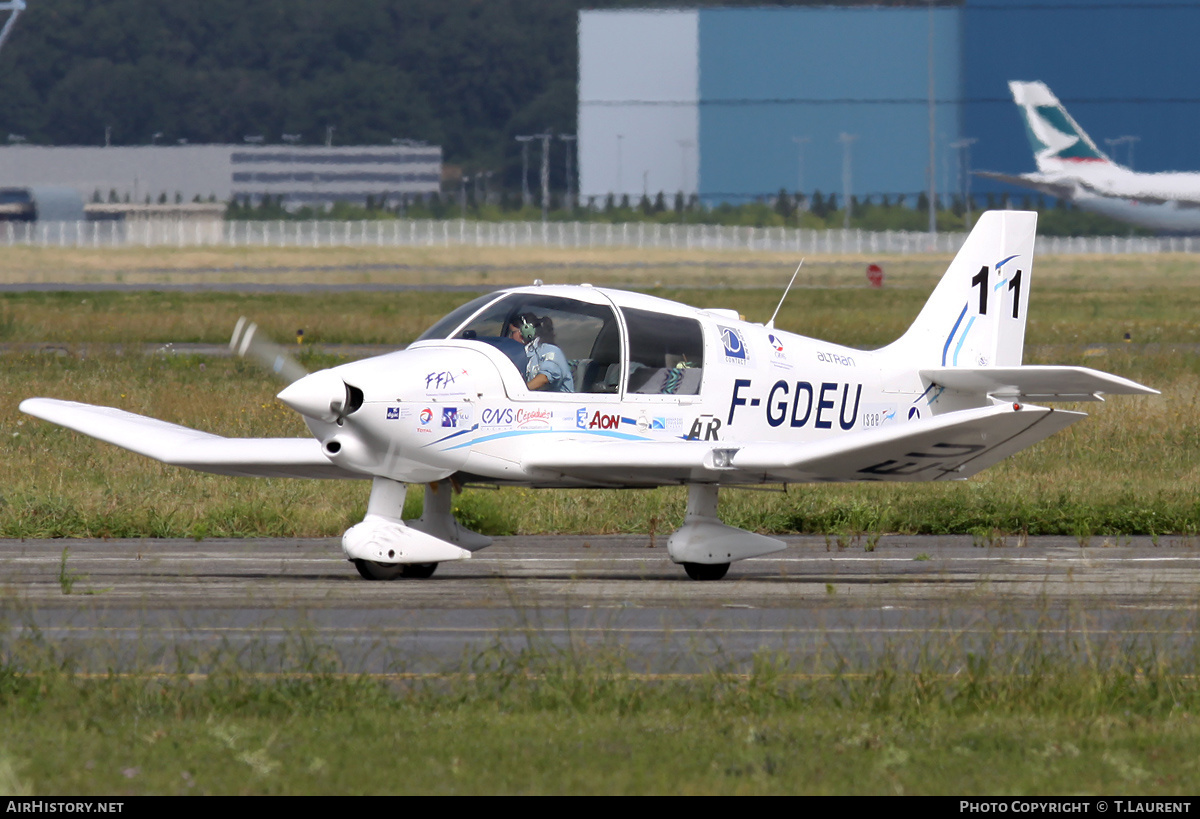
[20,211,1155,580]
[978,80,1200,234]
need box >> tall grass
[2,611,1200,794]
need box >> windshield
[415,293,505,343]
[418,292,622,394]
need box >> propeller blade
[230,317,309,385]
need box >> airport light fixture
[559,133,577,210]
[1104,135,1140,169]
[950,137,978,228]
[678,138,695,197]
[791,136,810,199]
[615,134,624,197]
[515,135,535,207]
[534,131,552,223]
[838,132,857,231]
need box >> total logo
[419,408,434,425]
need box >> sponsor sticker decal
[719,326,748,364]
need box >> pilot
[509,312,574,392]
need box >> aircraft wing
[521,404,1083,485]
[20,398,364,480]
[920,366,1157,403]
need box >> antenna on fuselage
[765,259,804,331]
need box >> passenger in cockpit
[511,312,574,392]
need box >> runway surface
[3,534,1199,675]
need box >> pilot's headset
[516,313,540,343]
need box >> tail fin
[1010,80,1113,171]
[886,210,1036,368]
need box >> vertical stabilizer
[886,210,1036,369]
[1010,80,1112,171]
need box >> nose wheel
[353,560,439,580]
[682,562,730,581]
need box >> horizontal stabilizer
[974,171,1077,201]
[522,404,1083,485]
[20,398,364,479]
[919,366,1157,402]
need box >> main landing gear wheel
[352,560,440,580]
[354,559,404,580]
[682,562,730,581]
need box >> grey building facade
[0,144,441,208]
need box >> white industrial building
[0,143,442,208]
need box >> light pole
[1125,135,1140,169]
[559,134,576,211]
[537,131,552,223]
[791,136,810,201]
[838,132,857,230]
[515,135,535,208]
[677,138,695,197]
[950,137,978,228]
[927,0,937,236]
[1104,135,1139,169]
[615,134,624,197]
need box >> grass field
[4,644,1200,795]
[4,246,1200,794]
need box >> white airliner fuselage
[979,81,1200,234]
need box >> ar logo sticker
[686,415,722,441]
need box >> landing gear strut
[668,484,786,580]
[343,478,491,580]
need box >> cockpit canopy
[417,292,704,395]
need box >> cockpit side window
[621,307,704,395]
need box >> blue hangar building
[578,1,1200,205]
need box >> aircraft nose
[277,369,362,423]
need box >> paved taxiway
[3,535,1199,674]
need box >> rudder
[1010,80,1111,170]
